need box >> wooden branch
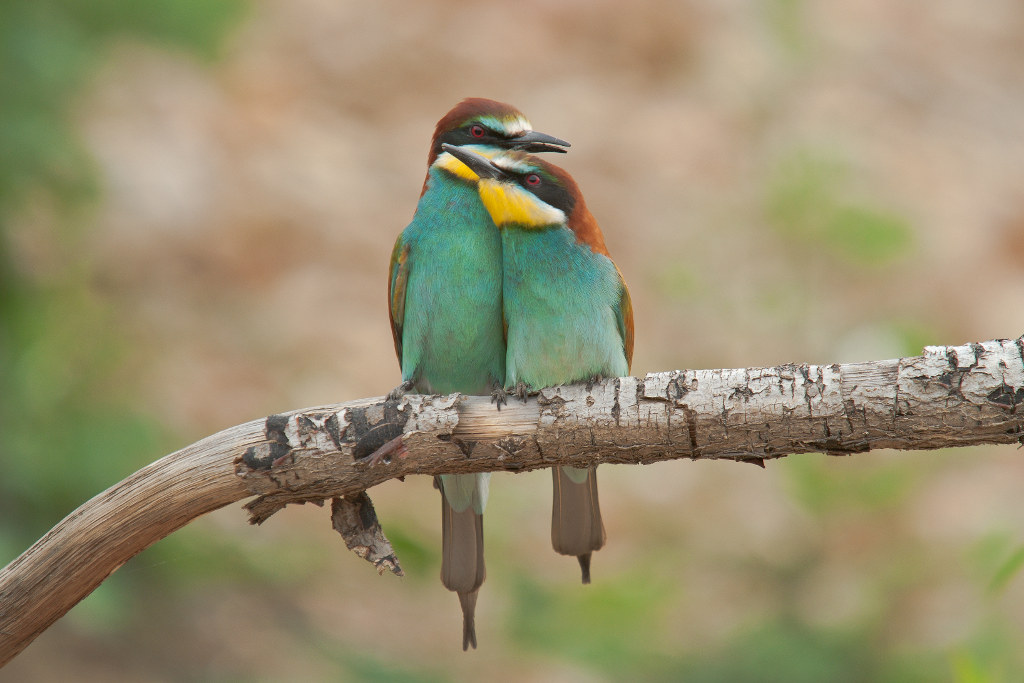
[2,337,1023,664]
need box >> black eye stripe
[437,127,511,150]
[513,170,574,215]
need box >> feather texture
[387,100,568,648]
[463,150,633,584]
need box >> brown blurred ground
[6,0,1024,680]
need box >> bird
[384,99,569,649]
[441,143,633,586]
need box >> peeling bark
[1,338,1022,664]
[331,494,403,577]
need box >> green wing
[613,264,634,372]
[388,235,411,364]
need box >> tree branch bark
[2,337,1023,664]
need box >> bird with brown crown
[383,99,569,649]
[442,142,633,586]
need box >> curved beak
[441,143,506,180]
[510,129,570,154]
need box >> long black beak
[441,143,507,180]
[510,129,570,154]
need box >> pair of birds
[385,98,633,649]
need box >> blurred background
[3,0,1024,680]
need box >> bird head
[440,143,611,256]
[441,143,570,228]
[427,98,569,168]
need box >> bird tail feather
[551,466,606,584]
[438,475,486,649]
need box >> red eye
[470,124,485,138]
[525,174,541,186]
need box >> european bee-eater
[387,99,568,649]
[441,143,634,585]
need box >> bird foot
[361,435,407,466]
[490,383,508,410]
[585,374,604,392]
[386,380,414,402]
[513,381,533,403]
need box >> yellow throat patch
[435,146,501,184]
[477,179,566,229]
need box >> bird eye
[525,174,541,186]
[469,124,485,138]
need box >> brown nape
[532,158,611,257]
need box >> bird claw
[361,435,407,467]
[386,380,414,402]
[514,381,533,403]
[490,384,509,410]
[585,374,604,392]
[270,452,294,468]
